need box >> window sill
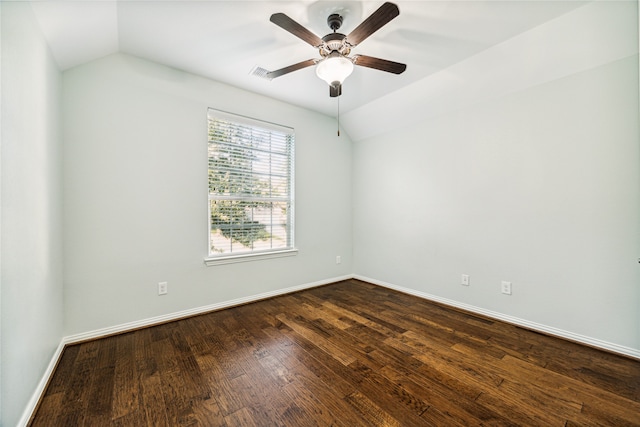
[204,249,298,266]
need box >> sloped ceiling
[30,1,637,140]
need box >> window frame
[204,108,297,266]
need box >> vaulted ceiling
[31,1,589,119]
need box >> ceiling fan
[255,2,407,97]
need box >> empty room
[1,0,639,425]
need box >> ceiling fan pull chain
[337,95,340,137]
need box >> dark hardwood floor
[30,279,640,426]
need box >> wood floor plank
[379,363,506,426]
[153,337,199,426]
[194,353,245,417]
[191,396,226,427]
[223,407,258,427]
[280,359,368,426]
[43,345,80,395]
[387,332,506,388]
[111,333,138,420]
[133,328,157,380]
[342,359,435,426]
[453,343,589,423]
[344,391,402,427]
[203,333,246,381]
[30,392,64,427]
[29,279,640,426]
[226,373,288,426]
[498,352,640,424]
[140,373,170,427]
[545,353,640,400]
[281,377,347,427]
[55,340,102,426]
[474,390,564,426]
[261,325,357,398]
[322,300,406,337]
[276,313,357,366]
[86,365,116,426]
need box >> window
[206,109,296,265]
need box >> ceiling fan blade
[270,13,323,47]
[346,2,400,47]
[266,59,317,79]
[329,83,342,97]
[352,54,406,74]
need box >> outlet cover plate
[501,281,512,295]
[158,282,168,295]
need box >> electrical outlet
[336,255,341,264]
[461,274,470,286]
[501,281,512,295]
[158,282,168,295]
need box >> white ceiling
[31,1,589,117]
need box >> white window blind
[207,108,295,261]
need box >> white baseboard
[353,274,640,360]
[17,341,66,427]
[63,275,353,345]
[69,272,636,359]
[19,273,639,426]
[17,274,351,426]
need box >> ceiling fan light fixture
[315,53,354,86]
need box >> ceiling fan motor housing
[320,32,350,56]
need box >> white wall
[353,53,639,352]
[62,53,352,335]
[1,3,64,426]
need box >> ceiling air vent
[250,65,273,80]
